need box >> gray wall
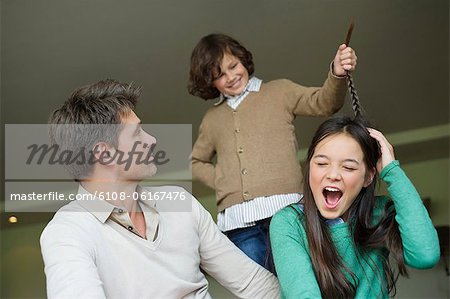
[1,0,449,298]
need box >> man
[40,79,279,298]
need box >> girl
[270,115,440,298]
[188,33,357,271]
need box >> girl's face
[213,52,249,97]
[309,133,374,220]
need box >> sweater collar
[297,203,344,226]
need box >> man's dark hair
[48,79,141,180]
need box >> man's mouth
[322,186,343,209]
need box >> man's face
[114,111,157,181]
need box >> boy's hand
[333,44,357,76]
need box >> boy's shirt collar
[214,76,262,106]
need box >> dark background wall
[1,0,449,298]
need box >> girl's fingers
[368,128,396,165]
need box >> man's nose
[144,132,157,145]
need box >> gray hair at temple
[48,79,141,180]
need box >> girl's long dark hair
[301,115,408,298]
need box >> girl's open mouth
[323,187,343,209]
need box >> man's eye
[135,128,142,136]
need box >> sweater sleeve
[40,219,106,299]
[282,69,347,117]
[191,113,216,189]
[194,198,280,299]
[270,207,322,298]
[380,160,440,269]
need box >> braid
[347,73,362,118]
[343,21,363,119]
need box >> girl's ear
[363,167,376,187]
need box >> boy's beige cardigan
[192,71,347,212]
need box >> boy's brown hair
[188,33,254,100]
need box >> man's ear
[363,167,376,187]
[92,142,115,165]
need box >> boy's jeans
[224,217,276,275]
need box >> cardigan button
[235,128,240,133]
[238,147,243,154]
[241,168,248,175]
[243,191,249,197]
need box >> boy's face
[213,52,249,97]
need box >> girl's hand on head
[333,44,357,76]
[368,128,395,173]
